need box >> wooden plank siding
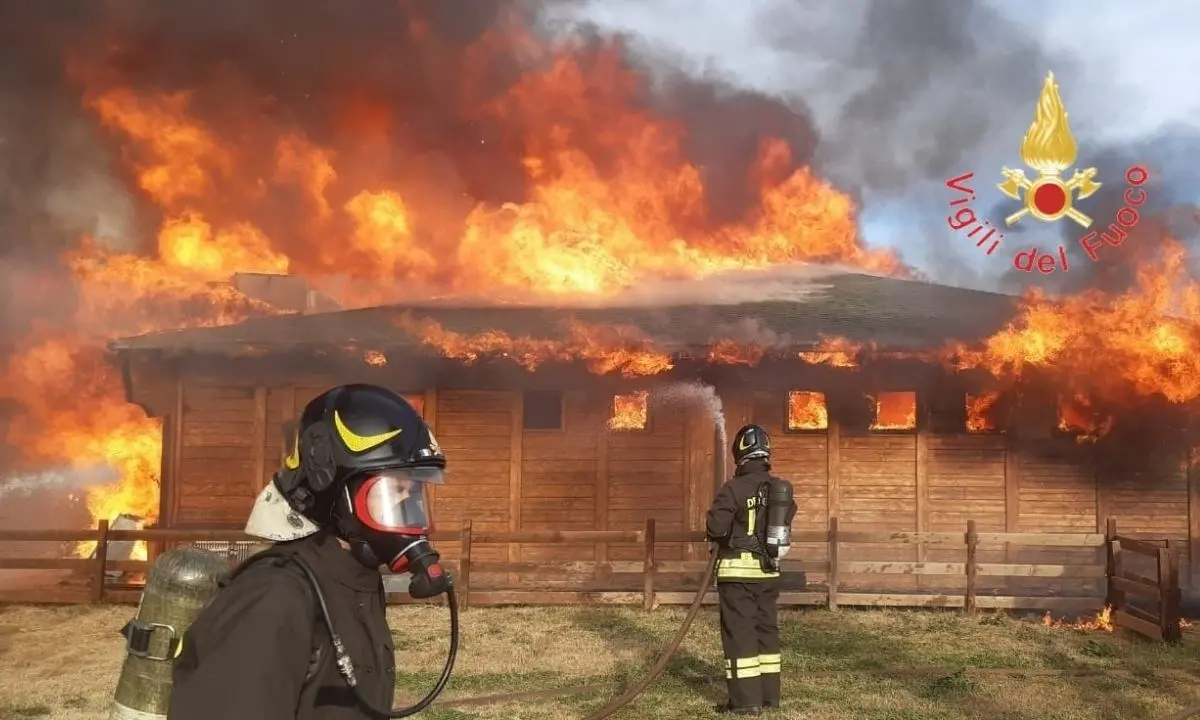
[924,434,1008,592]
[606,399,688,562]
[160,373,1196,595]
[432,390,512,587]
[176,385,260,525]
[519,392,599,562]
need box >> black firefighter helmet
[732,423,771,466]
[246,384,445,545]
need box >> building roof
[109,272,1019,357]
[108,272,1019,358]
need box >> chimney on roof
[231,273,343,314]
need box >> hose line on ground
[438,545,720,720]
[578,546,719,720]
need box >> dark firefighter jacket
[705,459,797,581]
[169,531,396,720]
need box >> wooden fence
[0,517,1182,641]
[1105,518,1183,642]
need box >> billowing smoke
[546,0,1072,199]
[656,381,727,448]
[550,0,1200,294]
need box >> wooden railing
[0,517,1182,641]
[1105,518,1183,642]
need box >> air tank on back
[764,478,794,569]
[110,547,229,720]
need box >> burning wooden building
[109,271,1199,593]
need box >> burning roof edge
[107,273,1022,358]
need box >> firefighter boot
[714,702,762,715]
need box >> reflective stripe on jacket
[716,551,780,580]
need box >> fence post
[1104,517,1121,611]
[642,519,657,612]
[964,520,977,615]
[458,520,472,611]
[1159,546,1182,643]
[91,519,110,604]
[827,517,839,611]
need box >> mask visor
[352,467,443,534]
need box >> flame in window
[868,391,916,430]
[966,392,1000,433]
[787,391,828,430]
[1057,393,1111,443]
[403,393,425,418]
[363,350,387,366]
[609,390,648,431]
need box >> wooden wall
[726,387,1194,593]
[172,385,260,525]
[163,375,718,576]
[157,369,1196,591]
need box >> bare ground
[0,603,1198,719]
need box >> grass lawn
[0,603,1198,719]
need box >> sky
[548,0,1200,285]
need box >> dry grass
[1,603,1199,719]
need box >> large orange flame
[2,25,907,541]
[947,241,1200,439]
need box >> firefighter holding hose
[706,424,797,715]
[166,384,456,720]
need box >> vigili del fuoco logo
[944,71,1149,275]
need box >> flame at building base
[1041,605,1114,632]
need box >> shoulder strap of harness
[223,549,327,686]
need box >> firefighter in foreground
[705,424,797,715]
[168,384,454,720]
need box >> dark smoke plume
[552,0,1200,296]
[549,0,1076,199]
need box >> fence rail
[0,517,1182,641]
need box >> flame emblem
[997,71,1101,227]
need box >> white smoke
[0,466,118,502]
[655,380,727,449]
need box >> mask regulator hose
[290,556,460,718]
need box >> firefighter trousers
[718,578,781,708]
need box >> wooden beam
[167,370,184,528]
[1004,436,1021,562]
[1188,448,1200,588]
[250,386,268,496]
[595,399,610,565]
[508,392,524,571]
[682,406,716,560]
[915,426,929,586]
[280,386,297,420]
[827,418,841,521]
[423,388,439,507]
[682,410,695,562]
